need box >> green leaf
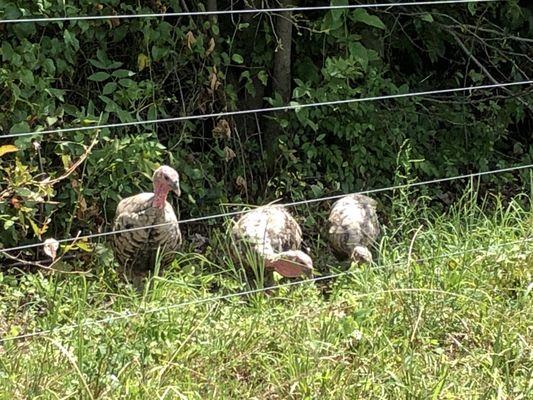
[63,30,80,50]
[331,0,349,23]
[46,88,65,101]
[467,2,477,16]
[19,69,34,86]
[147,105,158,121]
[151,46,169,61]
[96,49,108,63]
[232,54,244,64]
[28,219,42,238]
[98,95,113,104]
[310,184,323,198]
[46,117,58,126]
[112,69,135,78]
[102,82,117,95]
[9,121,30,134]
[4,220,15,230]
[88,72,110,82]
[73,241,93,252]
[11,122,34,150]
[349,42,369,71]
[258,70,268,86]
[43,58,56,75]
[420,13,434,23]
[118,79,136,88]
[351,9,386,30]
[1,42,14,62]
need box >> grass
[0,187,531,399]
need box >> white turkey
[111,165,182,281]
[328,194,380,263]
[231,205,313,286]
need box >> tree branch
[447,29,533,112]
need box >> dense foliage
[0,0,531,252]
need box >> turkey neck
[152,185,170,209]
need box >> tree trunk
[272,4,294,104]
[207,0,218,34]
[242,0,266,112]
[264,0,295,171]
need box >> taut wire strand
[0,164,530,254]
[0,1,499,24]
[2,80,531,140]
[0,236,529,345]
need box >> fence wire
[0,236,529,345]
[0,1,499,24]
[1,163,530,255]
[2,80,531,140]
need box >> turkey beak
[172,181,181,196]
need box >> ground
[0,190,531,399]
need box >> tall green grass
[0,189,531,399]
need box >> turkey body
[328,194,380,263]
[231,205,312,285]
[111,192,182,273]
[231,205,302,256]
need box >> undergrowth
[0,188,531,399]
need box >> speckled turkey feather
[111,192,182,272]
[231,205,302,258]
[230,205,307,286]
[328,194,380,260]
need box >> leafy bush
[0,0,531,252]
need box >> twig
[1,251,89,275]
[40,134,99,187]
[1,233,90,275]
[447,29,532,112]
[180,0,190,13]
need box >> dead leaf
[223,146,236,162]
[0,144,18,157]
[10,197,22,209]
[75,192,88,217]
[209,66,220,91]
[43,238,59,260]
[205,38,216,57]
[236,176,247,192]
[185,31,196,50]
[212,119,231,140]
[79,195,87,212]
[108,10,120,28]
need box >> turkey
[111,165,182,281]
[231,205,313,286]
[328,194,380,263]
